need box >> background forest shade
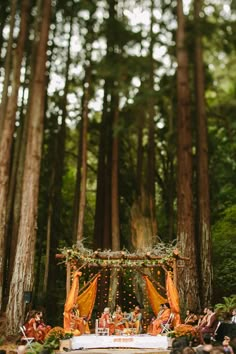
[0,0,235,330]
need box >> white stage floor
[71,334,169,350]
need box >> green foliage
[43,326,73,350]
[26,341,45,354]
[214,295,236,320]
[212,206,236,301]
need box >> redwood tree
[176,0,200,311]
[6,0,51,334]
[0,0,30,310]
[194,0,212,307]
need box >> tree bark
[194,0,212,307]
[176,0,200,311]
[0,1,10,61]
[0,0,17,138]
[76,66,90,242]
[6,0,51,334]
[147,0,157,238]
[94,83,110,249]
[111,95,120,251]
[0,0,30,310]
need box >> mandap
[56,243,188,333]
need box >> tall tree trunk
[76,66,90,243]
[0,0,17,138]
[147,0,157,238]
[6,0,51,334]
[0,1,10,59]
[0,0,30,310]
[94,0,118,250]
[130,1,157,250]
[45,12,72,322]
[94,83,109,250]
[194,0,212,307]
[4,70,29,309]
[176,0,200,311]
[111,95,120,251]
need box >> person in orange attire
[151,303,171,335]
[112,305,126,334]
[70,303,86,334]
[99,307,115,335]
[63,270,82,332]
[24,310,38,339]
[35,311,51,342]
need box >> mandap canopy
[56,243,188,329]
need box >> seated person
[126,305,142,334]
[35,311,51,342]
[231,309,236,324]
[184,309,198,325]
[99,307,115,335]
[24,310,38,339]
[149,302,171,335]
[147,312,156,334]
[197,307,209,328]
[24,310,51,342]
[198,307,218,343]
[222,336,234,354]
[69,303,86,334]
[112,305,126,333]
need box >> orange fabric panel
[64,271,82,330]
[76,274,99,320]
[166,271,181,326]
[143,275,167,316]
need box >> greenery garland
[58,240,178,269]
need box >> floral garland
[57,240,178,269]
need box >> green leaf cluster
[212,206,236,300]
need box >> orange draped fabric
[64,271,82,330]
[143,275,167,316]
[76,274,99,320]
[166,271,181,326]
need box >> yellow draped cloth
[63,271,99,331]
[76,274,99,319]
[143,275,167,316]
[166,271,181,326]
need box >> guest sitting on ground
[126,305,142,334]
[99,307,115,335]
[149,303,171,336]
[222,336,234,354]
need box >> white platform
[71,334,169,349]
